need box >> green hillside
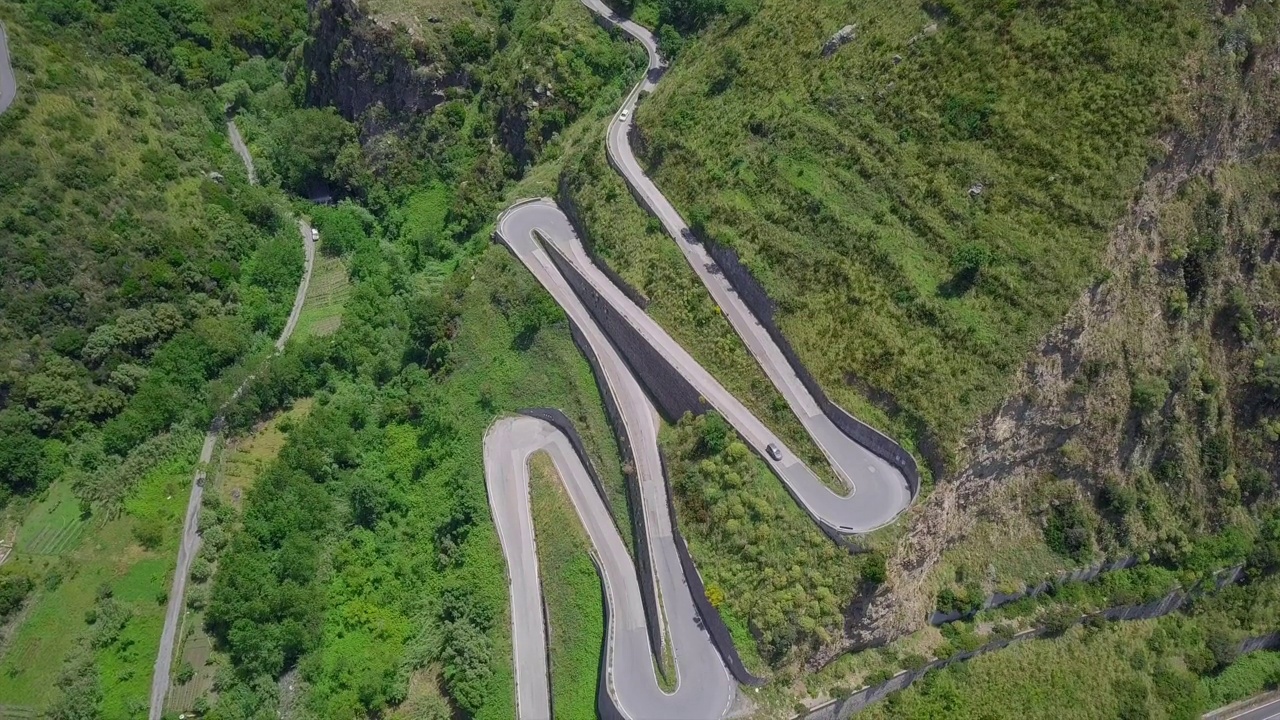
[0,0,306,504]
[630,0,1238,460]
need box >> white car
[311,228,319,241]
[619,108,629,121]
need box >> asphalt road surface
[148,432,216,720]
[1216,693,1280,720]
[278,219,317,352]
[0,21,17,115]
[148,145,317,720]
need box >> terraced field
[293,254,351,342]
[15,483,92,557]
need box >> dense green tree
[0,410,52,501]
[0,574,34,620]
[265,108,358,196]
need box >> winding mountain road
[486,2,918,717]
[148,130,315,720]
[0,21,17,115]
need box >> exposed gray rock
[822,24,857,57]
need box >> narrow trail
[148,126,315,720]
[227,118,257,185]
[0,21,18,115]
[485,2,920,717]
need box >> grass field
[0,433,201,716]
[528,452,605,719]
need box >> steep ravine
[838,36,1280,656]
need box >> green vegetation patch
[528,451,604,720]
[664,412,880,668]
[0,434,200,716]
[632,0,1218,458]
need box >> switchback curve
[586,0,915,523]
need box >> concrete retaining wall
[930,555,1141,625]
[537,231,709,422]
[802,566,1256,719]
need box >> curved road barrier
[148,133,316,720]
[0,21,17,115]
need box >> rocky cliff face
[302,0,464,130]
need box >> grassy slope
[0,434,200,715]
[528,452,604,720]
[661,414,865,670]
[858,624,1280,720]
[732,574,1280,719]
[631,0,1211,459]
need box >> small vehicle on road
[766,443,782,461]
[619,108,629,121]
[311,228,319,241]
